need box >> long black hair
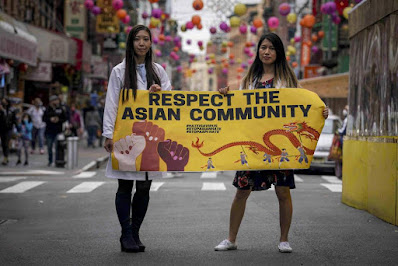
[122,25,161,101]
[242,33,298,89]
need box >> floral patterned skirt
[233,170,296,191]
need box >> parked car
[310,115,342,173]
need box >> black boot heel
[133,233,145,252]
[120,236,139,253]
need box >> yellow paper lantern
[343,7,352,19]
[119,42,126,49]
[207,41,213,46]
[230,16,240,27]
[150,17,160,27]
[287,45,296,55]
[234,3,247,16]
[290,38,295,45]
[209,53,215,59]
[286,51,291,56]
[286,13,297,24]
[221,41,228,48]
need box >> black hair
[122,25,161,102]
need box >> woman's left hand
[149,84,161,93]
[323,106,329,119]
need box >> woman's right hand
[104,138,113,153]
[218,86,229,96]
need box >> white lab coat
[102,59,172,180]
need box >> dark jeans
[32,127,45,150]
[46,134,57,164]
[0,130,12,158]
[87,125,98,147]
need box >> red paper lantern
[192,0,204,11]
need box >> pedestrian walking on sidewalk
[215,33,329,253]
[69,103,84,137]
[85,104,101,148]
[103,25,172,253]
[15,113,33,166]
[43,95,67,166]
[27,98,46,154]
[0,98,17,165]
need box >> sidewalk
[0,140,108,176]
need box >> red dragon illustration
[191,121,320,157]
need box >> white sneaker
[278,242,292,253]
[214,239,237,251]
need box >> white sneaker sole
[278,248,292,253]
[214,246,237,251]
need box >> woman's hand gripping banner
[112,88,325,172]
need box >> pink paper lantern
[294,36,301,42]
[241,63,248,69]
[173,36,180,44]
[311,46,319,53]
[142,12,149,19]
[198,41,203,47]
[155,50,162,57]
[222,68,228,74]
[186,21,194,30]
[92,6,101,15]
[186,39,192,45]
[165,35,172,42]
[159,41,165,46]
[239,24,247,34]
[209,27,217,34]
[177,66,183,72]
[248,59,254,64]
[126,26,133,33]
[205,55,210,60]
[84,0,94,10]
[243,47,250,54]
[152,8,162,19]
[219,22,228,32]
[279,3,291,16]
[332,15,341,24]
[112,0,123,10]
[208,68,214,74]
[153,37,159,44]
[122,15,130,24]
[324,1,337,15]
[161,63,166,69]
[250,25,257,34]
[229,59,235,65]
[267,16,279,29]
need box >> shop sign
[300,27,312,67]
[90,55,108,79]
[64,0,87,41]
[96,0,120,34]
[304,65,322,79]
[24,62,52,82]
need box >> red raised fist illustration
[132,120,165,171]
[158,139,190,171]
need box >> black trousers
[116,173,152,233]
[0,131,11,158]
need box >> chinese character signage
[64,0,87,40]
[96,0,120,33]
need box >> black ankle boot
[116,192,139,253]
[120,228,139,253]
[132,230,145,252]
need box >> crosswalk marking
[201,182,226,191]
[200,172,218,179]
[0,177,27,183]
[0,181,46,193]
[150,182,165,191]
[321,183,342,192]
[321,176,342,184]
[73,172,97,179]
[66,182,105,193]
[294,175,304,182]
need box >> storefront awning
[26,24,76,65]
[0,11,38,66]
[299,72,349,98]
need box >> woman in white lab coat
[102,25,171,253]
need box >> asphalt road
[0,168,397,265]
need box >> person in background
[69,103,84,137]
[15,113,33,166]
[27,98,46,154]
[335,105,348,178]
[0,98,17,165]
[43,95,66,166]
[84,104,101,148]
[215,33,329,253]
[97,97,105,148]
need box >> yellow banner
[112,89,325,172]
